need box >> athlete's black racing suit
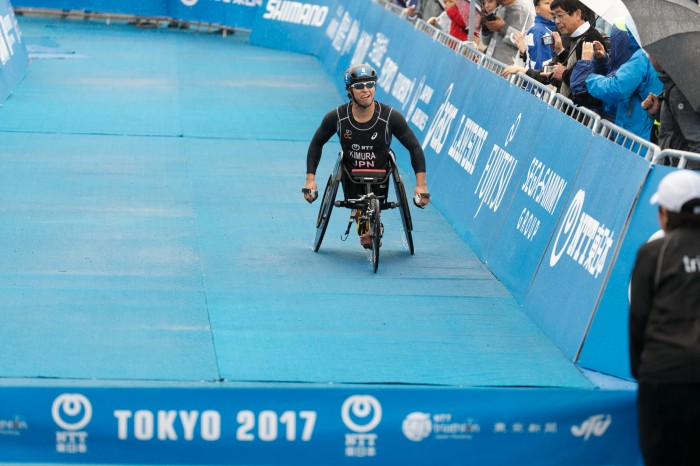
[306,101,426,200]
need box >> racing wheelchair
[308,151,415,273]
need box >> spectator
[571,22,662,142]
[570,21,632,120]
[629,169,700,466]
[480,0,535,66]
[548,0,604,105]
[447,0,481,41]
[395,0,445,21]
[525,0,556,70]
[642,55,700,169]
[426,0,456,33]
[475,0,499,52]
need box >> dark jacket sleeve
[388,110,426,174]
[306,109,339,174]
[629,242,657,380]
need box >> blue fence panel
[0,386,641,465]
[11,0,168,16]
[578,164,673,379]
[524,136,650,360]
[486,105,590,303]
[249,0,334,56]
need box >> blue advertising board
[11,0,168,16]
[0,386,641,465]
[578,164,673,379]
[0,0,27,104]
[487,104,591,302]
[524,136,650,360]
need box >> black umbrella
[623,0,700,111]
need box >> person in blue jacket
[526,0,557,70]
[570,21,631,120]
[570,20,662,141]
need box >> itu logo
[52,394,92,431]
[180,0,198,6]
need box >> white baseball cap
[650,169,700,214]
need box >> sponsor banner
[0,386,640,465]
[11,0,168,16]
[487,107,591,302]
[578,164,672,380]
[524,137,650,360]
[0,0,27,104]
[249,0,334,55]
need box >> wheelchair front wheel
[370,197,381,273]
[314,173,339,252]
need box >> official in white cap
[629,169,700,466]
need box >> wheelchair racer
[303,64,430,247]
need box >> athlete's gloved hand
[413,192,431,209]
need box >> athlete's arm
[389,110,430,207]
[304,110,338,202]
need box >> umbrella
[622,0,700,112]
[580,0,630,26]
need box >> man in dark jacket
[629,169,700,465]
[547,0,603,108]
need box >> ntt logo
[52,394,93,431]
[341,395,382,433]
[181,0,198,6]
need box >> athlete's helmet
[344,64,378,88]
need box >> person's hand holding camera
[512,31,527,54]
[581,41,595,61]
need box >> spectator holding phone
[480,0,535,66]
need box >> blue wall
[8,0,667,381]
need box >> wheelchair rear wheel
[314,173,340,252]
[392,170,414,255]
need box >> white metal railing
[550,94,600,130]
[652,149,700,169]
[595,119,661,161]
[478,53,508,77]
[458,41,484,64]
[510,72,555,104]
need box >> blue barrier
[578,164,674,379]
[8,0,668,390]
[0,0,27,105]
[524,138,650,360]
[0,386,640,465]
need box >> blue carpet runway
[0,17,593,389]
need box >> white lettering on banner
[227,0,264,6]
[521,157,567,215]
[406,77,433,131]
[473,145,518,218]
[422,84,458,153]
[331,12,351,52]
[180,0,198,6]
[0,14,18,65]
[517,207,540,241]
[549,190,615,279]
[262,0,328,27]
[237,410,317,441]
[351,31,373,65]
[377,57,398,94]
[448,116,488,175]
[341,20,360,55]
[367,33,389,68]
[391,72,414,108]
[571,414,611,441]
[114,410,221,441]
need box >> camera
[543,64,555,74]
[541,34,553,46]
[484,12,498,21]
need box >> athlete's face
[350,80,376,107]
